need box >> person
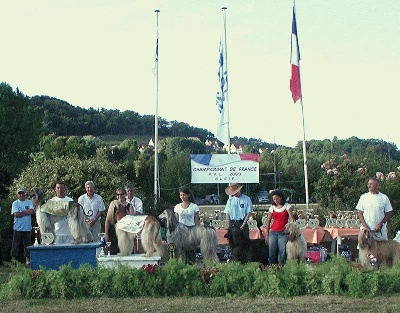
[78,181,106,242]
[174,187,200,263]
[356,177,393,241]
[104,188,134,254]
[51,181,74,244]
[224,183,253,238]
[11,188,35,265]
[125,183,143,215]
[174,187,200,226]
[264,189,294,265]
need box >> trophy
[41,232,55,245]
[106,241,112,257]
[33,226,40,246]
[98,233,106,257]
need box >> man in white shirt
[356,177,393,240]
[51,181,74,244]
[125,183,143,215]
[78,181,106,241]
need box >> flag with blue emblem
[216,38,229,145]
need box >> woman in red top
[264,189,294,265]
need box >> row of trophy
[293,210,362,229]
[324,210,361,228]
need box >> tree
[315,156,368,211]
[0,83,42,197]
[9,154,126,205]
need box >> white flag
[216,39,229,145]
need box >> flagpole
[290,1,309,209]
[300,98,309,209]
[154,9,160,209]
[221,7,231,152]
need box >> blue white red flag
[153,37,158,77]
[290,5,301,103]
[216,38,229,145]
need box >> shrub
[2,258,400,299]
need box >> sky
[1,0,399,149]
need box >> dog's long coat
[358,228,400,270]
[158,209,219,262]
[224,227,268,265]
[284,222,307,262]
[30,187,93,244]
[106,200,166,260]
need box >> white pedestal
[97,254,160,269]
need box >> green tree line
[2,82,400,262]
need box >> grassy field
[1,294,400,313]
[1,264,400,312]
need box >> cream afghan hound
[158,209,219,263]
[106,201,166,260]
[284,222,307,262]
[30,187,94,244]
[358,228,400,270]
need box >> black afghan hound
[224,226,269,265]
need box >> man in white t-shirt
[51,181,74,244]
[356,177,393,241]
[78,181,106,241]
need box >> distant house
[137,137,267,155]
[188,137,201,142]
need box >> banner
[191,154,259,183]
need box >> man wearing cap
[11,188,35,265]
[78,181,106,242]
[224,183,253,238]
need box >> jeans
[11,230,31,261]
[268,230,288,265]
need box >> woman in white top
[174,187,200,227]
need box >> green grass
[1,293,400,312]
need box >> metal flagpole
[291,1,309,209]
[300,98,309,209]
[221,7,231,152]
[154,9,160,209]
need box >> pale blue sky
[1,0,399,149]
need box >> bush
[2,258,400,299]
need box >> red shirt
[269,204,290,232]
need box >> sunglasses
[18,191,25,195]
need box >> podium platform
[27,242,102,270]
[97,254,161,269]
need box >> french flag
[290,5,301,104]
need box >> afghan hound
[358,228,400,270]
[224,226,268,265]
[158,209,219,263]
[106,201,166,260]
[284,222,307,262]
[30,187,94,244]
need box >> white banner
[191,154,259,183]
